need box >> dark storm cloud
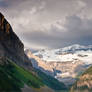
[21,15,92,49]
[0,0,92,49]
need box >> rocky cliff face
[71,66,92,92]
[0,12,32,69]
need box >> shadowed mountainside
[0,12,32,70]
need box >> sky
[0,0,92,49]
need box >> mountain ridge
[0,12,68,92]
[71,66,92,92]
[0,12,32,70]
[32,44,92,65]
[25,49,90,87]
[25,44,92,87]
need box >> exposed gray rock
[0,12,32,70]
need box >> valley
[25,45,92,87]
[0,6,92,92]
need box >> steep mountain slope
[35,69,67,91]
[0,12,32,69]
[71,66,92,92]
[0,57,67,92]
[25,49,67,91]
[0,12,68,92]
[0,57,43,92]
[0,57,56,92]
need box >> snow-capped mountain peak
[61,44,85,51]
[33,44,92,64]
[25,44,92,86]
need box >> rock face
[0,12,32,69]
[71,66,92,92]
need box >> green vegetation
[0,58,68,92]
[0,58,44,92]
[35,69,67,91]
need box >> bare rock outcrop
[0,12,32,69]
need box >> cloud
[20,15,92,49]
[0,0,92,49]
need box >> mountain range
[0,12,92,92]
[33,44,92,63]
[25,44,92,87]
[0,12,67,92]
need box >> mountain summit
[0,12,32,69]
